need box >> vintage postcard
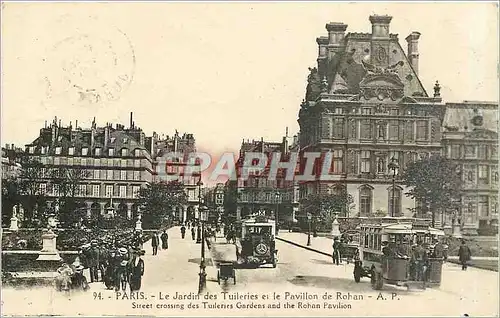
[1,2,499,317]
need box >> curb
[276,236,331,258]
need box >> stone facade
[298,15,444,220]
[205,183,225,223]
[441,102,498,234]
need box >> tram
[235,215,278,268]
[352,217,445,290]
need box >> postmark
[42,16,136,106]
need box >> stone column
[182,205,187,223]
[37,229,61,261]
[126,203,133,220]
[99,202,106,215]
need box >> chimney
[406,31,421,75]
[369,15,392,39]
[130,112,133,128]
[44,120,47,128]
[316,36,329,60]
[104,125,109,148]
[325,22,348,57]
[75,120,78,129]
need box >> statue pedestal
[9,216,19,231]
[452,224,462,239]
[331,218,341,238]
[37,229,61,261]
[135,220,143,231]
[443,225,452,236]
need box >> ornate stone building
[205,183,225,223]
[298,15,445,218]
[24,114,154,220]
[2,144,23,180]
[151,131,202,222]
[442,102,498,234]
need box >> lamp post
[307,213,312,246]
[274,191,280,236]
[196,179,203,244]
[388,157,399,217]
[198,205,208,294]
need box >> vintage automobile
[352,217,445,290]
[235,216,278,268]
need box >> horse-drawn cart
[217,262,236,285]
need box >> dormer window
[68,147,75,155]
[82,147,89,156]
[95,148,101,156]
[123,138,128,143]
[109,148,114,156]
[55,147,62,155]
[135,149,141,157]
[41,147,47,155]
[110,137,116,143]
[29,146,35,154]
[121,148,128,157]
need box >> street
[1,227,498,317]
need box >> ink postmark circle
[42,18,136,106]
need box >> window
[478,165,489,182]
[479,196,489,217]
[68,147,75,155]
[82,148,89,156]
[465,146,476,158]
[134,159,141,168]
[92,185,100,197]
[119,185,127,198]
[359,186,372,216]
[361,108,372,115]
[106,185,113,197]
[389,120,399,140]
[360,120,372,139]
[55,147,62,155]
[121,171,127,180]
[388,187,402,217]
[54,157,60,165]
[335,108,344,114]
[81,158,87,166]
[107,170,113,180]
[491,197,498,215]
[133,186,141,198]
[68,158,74,165]
[41,147,47,155]
[53,184,59,196]
[333,118,345,138]
[108,148,114,156]
[333,150,343,173]
[93,158,99,166]
[40,183,47,195]
[451,145,461,159]
[416,120,428,140]
[79,185,87,196]
[93,170,100,179]
[390,108,399,116]
[360,151,371,173]
[491,146,498,159]
[404,121,414,140]
[134,171,140,180]
[95,148,101,156]
[135,149,141,157]
[121,159,127,167]
[477,145,487,159]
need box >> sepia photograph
[1,2,499,317]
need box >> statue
[321,76,328,93]
[305,67,321,101]
[434,80,441,97]
[361,60,404,75]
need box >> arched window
[388,186,402,217]
[359,185,373,216]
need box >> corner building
[298,15,445,218]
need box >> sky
[1,2,499,158]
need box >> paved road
[1,227,498,317]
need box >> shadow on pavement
[187,258,214,266]
[311,258,334,265]
[288,275,414,295]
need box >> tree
[137,180,187,229]
[301,188,355,230]
[400,155,463,227]
[17,157,47,224]
[1,177,20,226]
[48,166,90,226]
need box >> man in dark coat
[151,233,159,256]
[129,250,145,292]
[332,237,341,265]
[161,231,169,249]
[180,225,186,239]
[458,240,472,270]
[191,227,196,240]
[87,241,100,283]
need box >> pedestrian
[88,242,100,283]
[458,239,472,271]
[129,250,145,292]
[432,239,445,259]
[161,230,169,249]
[180,225,186,239]
[157,232,162,252]
[332,237,341,265]
[191,227,196,240]
[151,233,159,256]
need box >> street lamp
[307,213,312,246]
[196,179,203,244]
[388,157,399,217]
[198,205,208,294]
[274,191,280,236]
